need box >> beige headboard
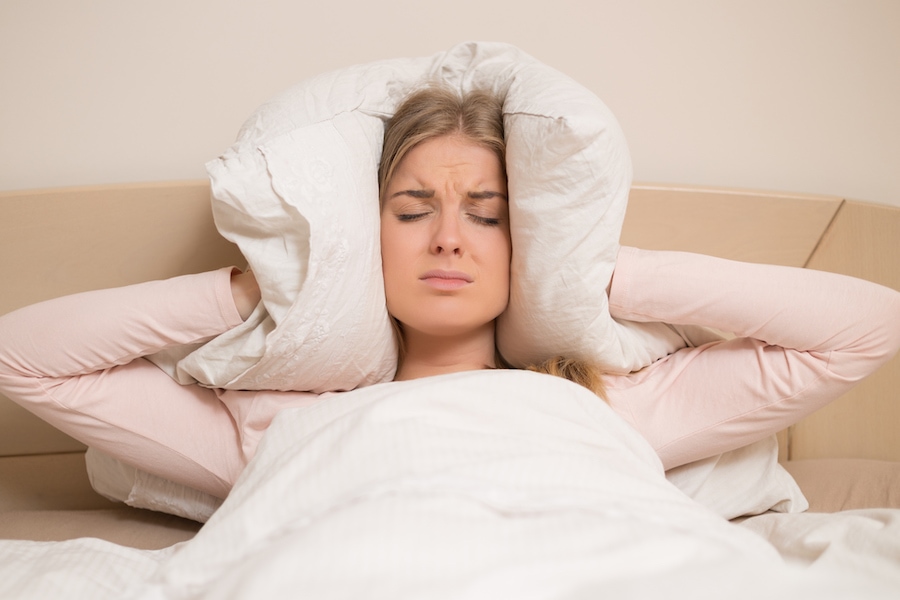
[1,181,898,461]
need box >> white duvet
[2,371,898,599]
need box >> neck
[394,322,498,381]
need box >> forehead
[393,135,504,182]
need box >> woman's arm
[605,246,900,470]
[0,268,246,378]
[0,267,253,497]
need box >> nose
[430,210,463,256]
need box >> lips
[419,269,473,290]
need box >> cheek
[498,246,512,293]
[496,228,512,275]
[500,234,513,296]
[380,222,410,307]
[381,221,408,263]
[483,232,512,297]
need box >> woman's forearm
[606,246,900,469]
[609,246,900,381]
[0,267,244,380]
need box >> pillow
[85,447,221,523]
[162,41,688,393]
[665,435,808,520]
[174,111,396,391]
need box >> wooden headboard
[1,181,898,461]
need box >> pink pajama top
[1,247,899,499]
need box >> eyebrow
[388,189,508,201]
[389,189,434,199]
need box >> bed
[1,178,899,598]
[2,39,900,597]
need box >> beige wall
[1,0,898,207]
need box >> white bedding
[738,509,900,586]
[2,371,898,599]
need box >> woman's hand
[230,268,261,321]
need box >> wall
[1,0,898,207]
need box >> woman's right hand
[230,268,261,321]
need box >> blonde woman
[1,87,898,499]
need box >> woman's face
[380,134,511,339]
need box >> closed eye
[396,212,430,222]
[468,214,502,226]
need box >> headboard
[1,181,898,461]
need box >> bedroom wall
[1,0,898,208]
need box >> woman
[378,87,512,382]
[1,87,899,500]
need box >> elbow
[821,284,900,387]
[877,287,900,361]
[845,287,900,379]
[0,313,17,378]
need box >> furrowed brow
[390,189,435,199]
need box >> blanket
[2,371,898,599]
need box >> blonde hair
[379,86,506,206]
[526,356,607,400]
[380,85,607,401]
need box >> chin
[406,320,490,339]
[397,310,501,339]
[389,297,507,339]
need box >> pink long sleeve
[605,246,900,470]
[0,268,249,497]
[0,268,244,379]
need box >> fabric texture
[738,508,900,588]
[165,41,688,393]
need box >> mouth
[419,269,473,290]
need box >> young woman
[1,87,899,500]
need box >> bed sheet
[738,508,900,586]
[1,370,897,599]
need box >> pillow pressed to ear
[176,112,395,391]
[171,41,686,392]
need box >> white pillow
[175,112,396,391]
[85,447,222,523]
[166,40,687,393]
[665,435,808,520]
